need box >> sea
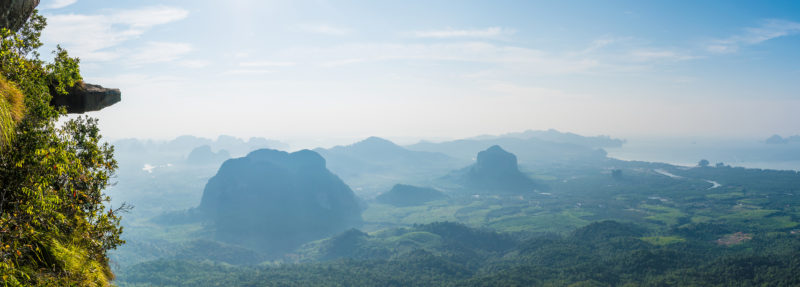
[605,137,800,171]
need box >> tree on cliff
[0,10,124,286]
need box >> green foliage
[376,184,446,207]
[0,74,25,148]
[46,45,82,96]
[0,13,50,120]
[0,10,123,286]
[641,204,687,227]
[116,220,800,286]
[639,236,685,246]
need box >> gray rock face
[461,145,537,194]
[473,145,520,177]
[50,82,121,113]
[0,0,39,32]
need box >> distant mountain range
[114,135,287,160]
[766,134,800,144]
[313,131,617,197]
[315,137,468,197]
[471,129,624,148]
[185,145,231,165]
[406,134,609,166]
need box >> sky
[36,0,800,147]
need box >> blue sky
[38,0,800,146]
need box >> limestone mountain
[185,145,230,165]
[198,149,362,256]
[446,145,538,194]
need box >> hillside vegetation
[0,11,123,286]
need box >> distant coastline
[607,138,800,171]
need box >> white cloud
[300,24,351,36]
[44,0,77,9]
[281,42,599,75]
[238,61,296,67]
[271,37,705,77]
[321,58,366,68]
[629,50,695,62]
[705,45,734,53]
[128,42,193,65]
[231,51,251,59]
[42,6,189,61]
[112,6,189,28]
[579,37,620,54]
[485,82,567,99]
[179,60,211,69]
[223,69,275,75]
[413,27,515,38]
[707,19,800,53]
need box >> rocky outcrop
[473,145,520,176]
[50,82,121,113]
[198,148,362,256]
[0,0,39,32]
[2,1,121,114]
[449,145,537,194]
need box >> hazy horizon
[102,130,800,173]
[101,130,782,151]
